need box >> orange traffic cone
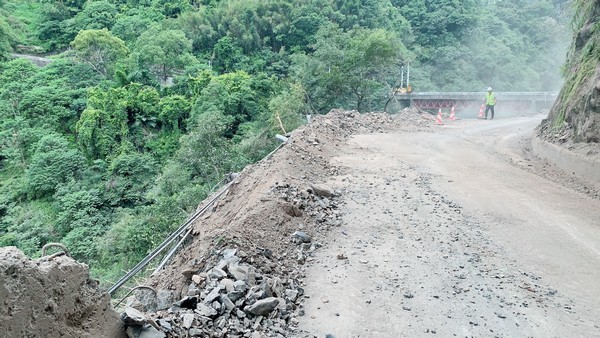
[435,109,444,125]
[477,105,484,119]
[449,106,456,120]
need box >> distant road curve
[10,53,53,67]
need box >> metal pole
[407,62,410,88]
[401,67,404,88]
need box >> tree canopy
[0,0,571,282]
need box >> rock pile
[122,183,343,337]
[274,182,343,229]
[125,249,305,337]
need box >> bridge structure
[394,92,559,112]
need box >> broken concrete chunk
[228,263,249,281]
[285,289,299,302]
[227,290,245,303]
[220,278,235,292]
[208,267,227,279]
[157,319,171,332]
[195,303,218,317]
[191,274,204,285]
[189,328,203,336]
[233,280,248,292]
[310,184,335,197]
[221,248,237,259]
[245,297,279,316]
[126,324,165,338]
[121,307,147,326]
[204,285,224,304]
[292,231,311,243]
[181,313,195,329]
[221,294,236,311]
[270,277,284,298]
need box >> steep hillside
[539,0,600,144]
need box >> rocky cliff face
[0,247,125,337]
[540,2,600,144]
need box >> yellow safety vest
[486,92,496,105]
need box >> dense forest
[0,0,569,282]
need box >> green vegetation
[552,0,599,127]
[0,0,569,282]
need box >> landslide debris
[120,109,431,337]
[0,246,124,337]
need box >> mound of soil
[123,109,431,337]
[0,247,124,337]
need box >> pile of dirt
[0,247,124,337]
[117,109,430,337]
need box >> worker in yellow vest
[484,87,496,120]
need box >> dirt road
[299,116,600,337]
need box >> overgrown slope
[540,0,600,143]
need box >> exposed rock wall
[0,247,125,337]
[541,2,600,143]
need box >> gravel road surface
[299,116,600,337]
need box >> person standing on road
[484,87,496,120]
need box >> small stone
[233,280,248,292]
[236,309,246,318]
[221,294,235,311]
[186,287,199,296]
[292,231,311,243]
[402,305,411,311]
[195,303,218,317]
[227,290,245,302]
[403,292,414,299]
[192,274,204,285]
[189,328,203,336]
[311,184,335,197]
[204,286,223,304]
[126,325,166,338]
[245,297,279,316]
[222,248,237,259]
[181,313,195,328]
[228,263,249,281]
[285,289,299,302]
[220,278,235,292]
[158,319,172,332]
[209,268,227,279]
